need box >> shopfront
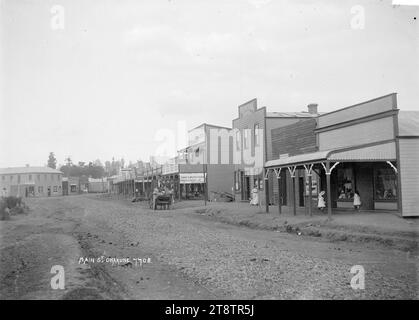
[323,161,398,211]
[179,172,205,200]
[265,141,399,216]
[263,93,416,216]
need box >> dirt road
[0,195,417,299]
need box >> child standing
[353,190,361,211]
[318,191,326,211]
[250,185,259,206]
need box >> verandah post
[264,168,269,213]
[326,161,332,219]
[277,173,282,215]
[292,176,296,216]
[308,174,313,217]
[275,168,282,215]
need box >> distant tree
[105,161,111,172]
[107,157,120,176]
[59,161,105,179]
[48,152,57,169]
[65,156,72,166]
[94,159,103,167]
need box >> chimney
[307,103,318,115]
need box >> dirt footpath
[0,195,418,299]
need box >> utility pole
[203,163,207,206]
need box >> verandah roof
[265,141,396,169]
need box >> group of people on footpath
[249,184,362,212]
[318,190,361,212]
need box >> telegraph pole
[203,163,207,206]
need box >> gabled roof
[0,166,63,175]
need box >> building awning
[265,142,396,169]
[328,142,396,161]
[265,151,330,168]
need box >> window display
[337,167,354,200]
[374,168,397,200]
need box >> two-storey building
[0,166,63,197]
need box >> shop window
[336,167,354,200]
[244,128,249,149]
[254,124,260,146]
[37,174,40,180]
[18,175,21,183]
[53,186,58,192]
[29,175,32,181]
[235,171,241,191]
[235,130,241,151]
[38,186,43,193]
[374,168,397,200]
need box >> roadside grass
[190,203,419,252]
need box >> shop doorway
[356,165,374,210]
[298,177,305,207]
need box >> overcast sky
[1,0,418,168]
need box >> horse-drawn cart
[149,194,172,210]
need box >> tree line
[47,152,141,178]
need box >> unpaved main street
[0,195,417,299]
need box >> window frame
[243,128,249,149]
[373,167,398,201]
[254,123,260,147]
[235,130,241,151]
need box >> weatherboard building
[0,166,63,198]
[265,93,419,217]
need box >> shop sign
[180,173,205,184]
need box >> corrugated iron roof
[265,150,330,168]
[265,142,396,168]
[328,142,396,161]
[0,166,63,175]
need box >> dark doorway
[280,170,287,205]
[298,177,305,207]
[356,164,374,210]
[245,176,250,201]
